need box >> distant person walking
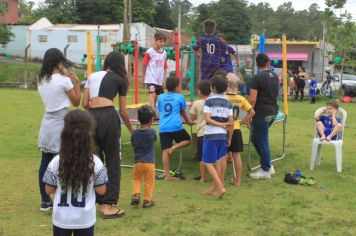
[37,48,81,211]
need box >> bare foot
[320,135,326,141]
[199,178,206,183]
[230,178,241,187]
[326,135,332,141]
[202,187,216,195]
[164,176,179,181]
[210,188,226,198]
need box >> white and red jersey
[143,47,168,86]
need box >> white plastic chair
[310,107,347,172]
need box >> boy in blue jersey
[315,101,342,141]
[218,33,239,73]
[203,74,233,197]
[194,19,228,80]
[158,76,193,180]
[309,74,317,104]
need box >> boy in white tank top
[143,33,168,109]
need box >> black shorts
[196,136,203,161]
[147,83,164,95]
[159,129,191,150]
[229,129,243,153]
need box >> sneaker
[269,165,276,175]
[250,169,271,179]
[40,201,53,211]
[143,200,155,208]
[130,194,140,206]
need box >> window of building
[67,35,78,43]
[0,2,9,12]
[38,35,47,43]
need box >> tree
[325,0,356,87]
[154,0,174,29]
[76,0,116,24]
[33,0,79,24]
[0,8,14,47]
[18,0,36,24]
[132,0,155,26]
[192,0,251,43]
[0,24,14,47]
[170,0,192,29]
[214,0,251,43]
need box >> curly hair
[58,110,96,195]
[38,48,73,83]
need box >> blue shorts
[202,139,228,164]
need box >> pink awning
[266,51,309,61]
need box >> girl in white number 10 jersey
[43,110,108,236]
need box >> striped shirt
[203,94,233,140]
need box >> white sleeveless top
[143,47,167,86]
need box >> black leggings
[90,106,121,205]
[295,81,305,100]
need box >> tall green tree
[0,24,14,47]
[33,0,79,24]
[192,0,251,43]
[325,0,356,85]
[170,0,192,29]
[154,0,174,29]
[0,8,14,47]
[132,0,155,26]
[18,0,36,24]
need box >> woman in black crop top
[83,51,133,218]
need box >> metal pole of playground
[87,32,92,77]
[174,30,181,89]
[134,36,139,104]
[282,33,289,116]
[259,33,265,53]
[96,26,101,72]
[190,37,196,102]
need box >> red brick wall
[0,0,19,24]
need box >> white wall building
[1,18,156,63]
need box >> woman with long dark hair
[37,48,81,211]
[83,51,133,218]
[295,66,308,101]
[43,110,108,236]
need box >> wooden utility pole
[123,0,132,77]
[123,0,131,42]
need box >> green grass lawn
[1,89,356,235]
[0,60,85,83]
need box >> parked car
[316,74,356,96]
[341,74,356,96]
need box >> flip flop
[101,209,125,219]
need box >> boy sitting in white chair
[315,101,342,141]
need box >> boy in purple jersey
[315,101,342,141]
[194,19,228,80]
[218,33,239,73]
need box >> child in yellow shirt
[226,73,255,186]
